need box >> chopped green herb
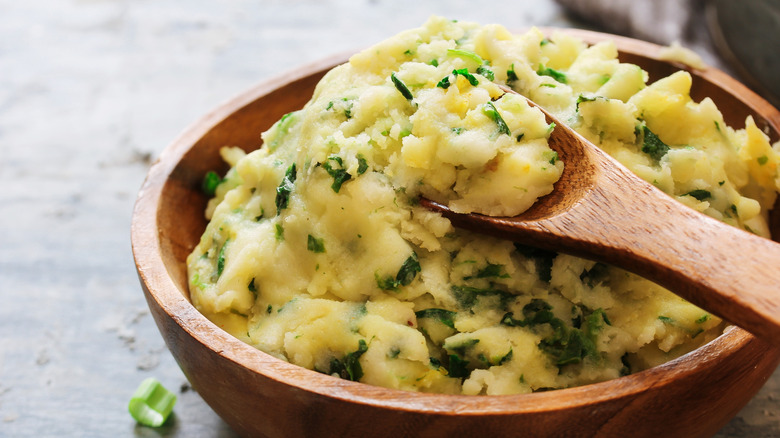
[217,239,229,277]
[396,252,421,286]
[357,155,369,175]
[540,38,550,46]
[415,308,457,328]
[516,133,525,142]
[201,171,222,196]
[274,223,284,241]
[388,347,401,359]
[447,354,470,378]
[540,83,557,88]
[307,234,325,253]
[658,315,675,325]
[476,65,495,81]
[452,127,464,135]
[514,243,556,282]
[275,163,297,214]
[758,155,769,165]
[731,204,738,215]
[322,155,352,193]
[641,126,670,162]
[502,300,601,366]
[452,68,479,86]
[496,348,513,365]
[248,278,258,296]
[452,285,514,310]
[696,314,710,324]
[376,252,421,290]
[429,59,439,67]
[683,189,712,201]
[328,339,368,381]
[128,378,177,427]
[714,121,721,132]
[545,150,559,165]
[598,74,611,85]
[391,72,414,101]
[446,48,484,65]
[269,112,298,151]
[537,66,568,84]
[719,180,725,186]
[506,63,519,84]
[482,101,511,136]
[436,76,451,89]
[575,94,597,111]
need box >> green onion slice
[128,378,177,427]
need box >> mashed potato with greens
[187,17,780,395]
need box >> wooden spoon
[422,88,780,345]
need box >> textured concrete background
[0,1,777,436]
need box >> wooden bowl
[132,30,780,438]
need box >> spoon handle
[461,147,780,345]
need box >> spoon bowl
[423,88,780,345]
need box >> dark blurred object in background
[555,0,780,108]
[706,0,780,109]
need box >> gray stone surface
[0,0,776,436]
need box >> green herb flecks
[575,94,598,112]
[514,243,557,283]
[501,300,603,367]
[376,252,421,290]
[506,63,519,85]
[391,72,414,101]
[357,155,369,175]
[537,66,568,84]
[447,354,470,378]
[758,155,769,165]
[438,68,480,89]
[322,156,352,193]
[269,111,298,151]
[658,315,675,325]
[446,48,484,64]
[275,163,297,214]
[683,189,712,201]
[641,126,670,162]
[274,223,284,241]
[453,68,479,86]
[415,308,457,328]
[476,65,495,81]
[398,252,421,285]
[202,171,222,196]
[216,239,229,277]
[307,234,325,253]
[452,285,514,311]
[482,101,511,137]
[248,278,258,297]
[328,339,368,381]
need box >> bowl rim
[131,28,780,415]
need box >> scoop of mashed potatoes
[187,16,780,395]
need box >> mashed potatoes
[187,17,780,395]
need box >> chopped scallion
[391,73,414,101]
[128,378,177,427]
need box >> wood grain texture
[131,32,780,437]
